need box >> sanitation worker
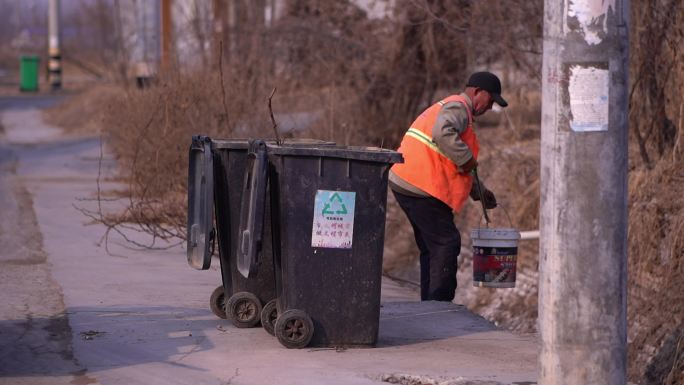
[389,71,506,301]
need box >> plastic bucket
[471,228,521,288]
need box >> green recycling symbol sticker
[322,192,348,215]
[312,190,356,249]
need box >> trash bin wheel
[209,285,227,319]
[260,299,278,336]
[274,309,314,349]
[227,292,262,328]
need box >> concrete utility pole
[48,0,62,90]
[539,1,629,384]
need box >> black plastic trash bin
[186,136,333,334]
[240,140,402,348]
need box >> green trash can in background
[20,56,40,92]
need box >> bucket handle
[471,167,514,229]
[477,203,514,229]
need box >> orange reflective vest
[391,94,479,212]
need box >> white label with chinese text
[311,190,356,249]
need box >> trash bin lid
[211,138,335,150]
[186,136,214,270]
[266,144,403,164]
[236,140,269,279]
[211,139,250,149]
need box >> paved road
[0,95,538,385]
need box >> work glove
[470,184,497,209]
[460,157,478,174]
[482,189,497,209]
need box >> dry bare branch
[219,40,230,129]
[268,87,281,145]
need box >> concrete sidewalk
[0,97,538,385]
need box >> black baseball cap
[466,72,508,107]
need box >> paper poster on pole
[568,65,610,132]
[311,190,356,249]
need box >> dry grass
[43,84,119,136]
[97,72,273,240]
[92,72,345,242]
[628,156,684,384]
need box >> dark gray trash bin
[240,140,402,348]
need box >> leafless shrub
[626,1,684,384]
[629,0,684,169]
[628,157,684,385]
[85,0,544,252]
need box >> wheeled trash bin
[186,136,333,334]
[239,140,402,348]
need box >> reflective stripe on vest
[405,128,448,158]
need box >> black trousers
[393,190,461,301]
